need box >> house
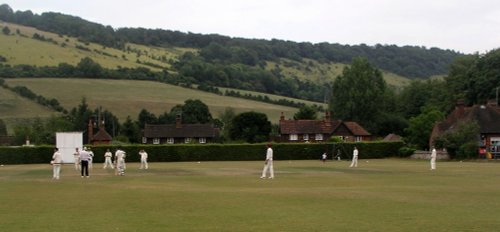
[383,133,403,142]
[429,100,500,156]
[87,119,112,145]
[278,112,371,143]
[142,116,219,144]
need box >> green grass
[3,78,301,124]
[1,23,412,89]
[0,23,188,71]
[265,58,412,88]
[1,159,499,231]
[0,86,58,132]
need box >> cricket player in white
[350,147,358,168]
[103,148,114,169]
[73,147,80,170]
[86,147,94,170]
[139,149,148,169]
[430,147,437,170]
[52,147,62,180]
[261,144,274,179]
[115,149,126,176]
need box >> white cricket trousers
[74,158,80,170]
[103,157,114,169]
[140,158,148,169]
[261,161,274,178]
[53,164,61,179]
[430,158,436,170]
[350,157,358,167]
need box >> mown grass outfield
[1,159,499,231]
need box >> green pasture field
[1,159,499,231]
[0,86,57,132]
[0,23,186,71]
[4,78,301,123]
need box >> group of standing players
[50,147,148,179]
[51,144,436,181]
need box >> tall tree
[229,111,271,143]
[404,107,445,150]
[329,57,387,134]
[121,116,140,143]
[464,49,500,104]
[433,121,479,159]
[69,97,93,131]
[181,99,212,124]
[217,107,236,140]
[137,109,157,129]
[293,105,318,120]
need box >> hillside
[0,84,58,133]
[0,3,463,78]
[0,22,412,86]
[0,3,465,102]
[3,78,319,126]
[0,22,192,71]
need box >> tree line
[330,49,500,159]
[0,3,462,78]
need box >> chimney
[88,119,93,144]
[456,100,465,116]
[176,114,182,128]
[280,112,285,121]
[324,111,331,121]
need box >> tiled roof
[343,122,371,136]
[279,119,338,134]
[279,118,371,136]
[436,104,500,134]
[92,128,112,141]
[383,133,402,141]
[144,124,219,138]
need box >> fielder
[430,147,437,170]
[115,149,126,176]
[139,149,148,169]
[73,147,80,170]
[103,148,114,169]
[260,143,274,179]
[349,147,358,168]
[86,147,94,170]
[51,147,62,180]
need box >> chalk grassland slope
[1,23,412,88]
[265,58,412,88]
[1,160,500,231]
[0,86,57,132]
[217,86,329,106]
[3,78,304,123]
[0,22,194,71]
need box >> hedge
[0,142,405,164]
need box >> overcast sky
[2,0,499,54]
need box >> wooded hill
[0,4,463,102]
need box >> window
[184,137,192,143]
[355,136,362,142]
[303,134,309,141]
[315,134,323,141]
[153,138,160,144]
[290,134,298,141]
[167,138,174,144]
[142,137,147,144]
[199,137,206,144]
